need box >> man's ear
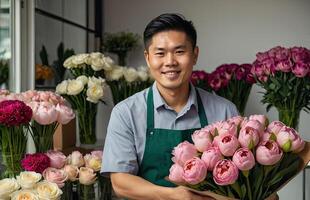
[144,50,150,68]
[193,46,199,65]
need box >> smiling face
[144,30,199,94]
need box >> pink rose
[256,141,283,165]
[238,126,260,149]
[191,129,212,152]
[43,167,68,188]
[182,157,207,185]
[267,121,285,135]
[201,146,223,171]
[46,150,67,169]
[56,104,75,124]
[232,148,255,171]
[67,151,85,167]
[63,165,79,181]
[91,150,103,159]
[168,164,185,183]
[277,126,305,153]
[249,115,268,128]
[217,121,238,137]
[172,141,197,166]
[218,133,239,157]
[213,159,239,185]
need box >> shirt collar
[152,82,199,111]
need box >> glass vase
[277,108,300,130]
[31,121,58,152]
[98,176,112,200]
[77,103,97,144]
[0,126,27,178]
[61,181,74,200]
[78,183,96,200]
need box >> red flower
[21,153,51,173]
[0,100,32,127]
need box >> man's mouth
[161,71,181,79]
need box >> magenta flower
[0,100,32,127]
[21,153,50,173]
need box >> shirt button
[150,131,153,135]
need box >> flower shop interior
[0,0,310,200]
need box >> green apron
[137,87,208,187]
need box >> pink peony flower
[46,150,67,169]
[56,104,75,124]
[232,148,255,171]
[292,62,309,78]
[277,126,305,153]
[218,133,239,157]
[217,121,238,137]
[168,164,185,183]
[201,146,223,171]
[191,129,212,152]
[227,116,244,127]
[248,115,268,128]
[256,141,283,165]
[241,119,264,137]
[21,153,50,173]
[275,60,292,72]
[267,121,285,135]
[182,157,207,185]
[261,131,277,142]
[238,126,260,149]
[43,167,68,188]
[213,159,239,185]
[172,141,197,166]
[91,150,103,159]
[31,102,58,125]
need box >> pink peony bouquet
[168,115,310,200]
[21,90,75,152]
[207,63,256,116]
[0,100,33,177]
[252,46,310,129]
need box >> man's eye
[155,52,164,56]
[176,50,185,54]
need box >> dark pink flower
[21,153,51,173]
[0,100,32,127]
[292,62,309,77]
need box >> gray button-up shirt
[101,83,238,176]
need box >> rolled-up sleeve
[101,104,139,177]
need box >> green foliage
[0,59,9,85]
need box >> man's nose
[164,53,177,66]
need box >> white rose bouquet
[106,65,153,104]
[56,76,107,144]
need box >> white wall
[104,0,310,199]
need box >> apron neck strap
[146,86,208,129]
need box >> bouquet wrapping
[168,115,310,200]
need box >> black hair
[143,13,197,50]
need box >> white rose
[76,75,89,85]
[67,151,84,167]
[137,70,149,81]
[55,80,68,94]
[63,56,76,69]
[17,171,42,189]
[124,67,139,82]
[102,56,114,71]
[105,65,124,81]
[88,76,106,88]
[67,79,84,95]
[10,189,39,200]
[0,178,20,199]
[87,85,104,103]
[36,181,62,200]
[90,58,105,71]
[89,52,103,59]
[72,53,89,66]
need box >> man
[101,13,238,200]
